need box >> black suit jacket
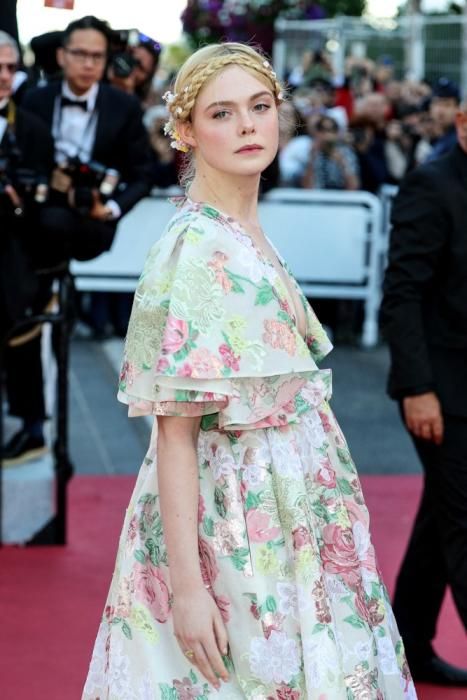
[380,145,467,417]
[1,105,54,331]
[21,81,152,216]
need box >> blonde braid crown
[163,43,284,152]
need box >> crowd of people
[278,50,460,192]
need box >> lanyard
[52,94,99,162]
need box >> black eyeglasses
[0,63,17,74]
[64,48,107,65]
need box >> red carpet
[1,474,465,700]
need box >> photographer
[302,114,360,190]
[0,31,54,464]
[3,15,152,465]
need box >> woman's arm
[157,415,229,689]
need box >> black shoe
[2,428,48,467]
[407,648,467,686]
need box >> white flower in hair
[263,60,270,68]
[162,90,176,104]
[175,107,183,115]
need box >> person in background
[427,77,460,162]
[380,98,467,687]
[143,105,179,188]
[130,34,161,107]
[3,15,152,464]
[302,114,359,190]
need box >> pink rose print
[208,251,233,293]
[318,409,332,433]
[355,587,385,627]
[214,593,231,623]
[246,509,282,543]
[219,343,240,371]
[292,526,312,550]
[176,363,193,377]
[250,600,261,620]
[263,320,296,356]
[316,459,337,489]
[189,348,223,378]
[276,685,301,700]
[173,677,203,700]
[321,523,361,589]
[198,537,219,587]
[161,316,189,355]
[156,357,170,372]
[134,562,171,623]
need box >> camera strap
[52,94,99,163]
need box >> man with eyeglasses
[380,100,467,686]
[2,16,152,466]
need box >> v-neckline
[183,196,308,340]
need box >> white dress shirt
[54,81,120,219]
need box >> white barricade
[72,188,384,347]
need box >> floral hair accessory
[162,90,189,152]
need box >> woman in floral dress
[83,43,417,700]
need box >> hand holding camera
[53,156,120,219]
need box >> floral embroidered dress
[83,199,417,700]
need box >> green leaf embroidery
[134,549,146,564]
[203,516,214,537]
[226,270,245,293]
[312,623,326,634]
[189,669,198,684]
[159,683,178,700]
[229,547,250,571]
[337,478,354,496]
[245,491,261,510]
[264,595,277,613]
[121,621,132,640]
[344,614,365,629]
[255,280,275,306]
[214,487,227,519]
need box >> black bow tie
[61,96,88,111]
[0,103,9,118]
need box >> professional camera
[0,135,48,217]
[56,156,120,217]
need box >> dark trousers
[393,412,467,649]
[5,333,46,422]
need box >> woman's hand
[172,585,230,689]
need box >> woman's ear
[177,120,197,149]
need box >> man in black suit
[380,100,467,686]
[3,16,152,465]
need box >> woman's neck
[188,169,262,233]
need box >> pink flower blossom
[292,526,312,550]
[189,348,223,378]
[321,523,361,589]
[208,251,232,293]
[156,357,170,373]
[277,685,301,700]
[198,537,219,587]
[134,562,171,623]
[263,320,296,356]
[246,509,282,543]
[176,362,193,377]
[219,343,240,371]
[214,593,231,623]
[161,316,189,355]
[173,677,203,700]
[316,459,337,489]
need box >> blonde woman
[83,43,417,700]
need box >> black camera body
[58,156,120,217]
[0,134,48,218]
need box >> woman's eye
[254,103,271,112]
[213,110,229,119]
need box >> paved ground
[69,336,420,477]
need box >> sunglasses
[0,63,17,74]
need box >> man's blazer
[380,144,467,416]
[22,81,152,216]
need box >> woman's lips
[235,145,263,153]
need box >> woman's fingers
[213,609,229,657]
[191,641,222,689]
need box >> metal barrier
[72,188,384,348]
[0,266,75,545]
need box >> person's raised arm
[157,414,229,689]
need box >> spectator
[302,115,359,190]
[144,105,179,188]
[349,115,389,193]
[427,77,460,161]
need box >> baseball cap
[432,77,460,101]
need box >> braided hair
[163,43,284,154]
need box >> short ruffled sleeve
[118,203,332,430]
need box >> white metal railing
[72,188,385,348]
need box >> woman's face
[181,65,279,178]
